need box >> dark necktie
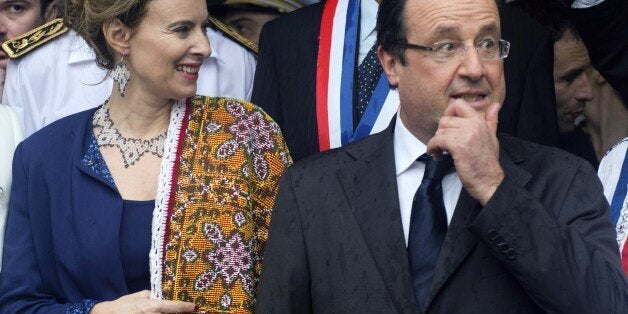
[408,154,454,310]
[355,43,383,125]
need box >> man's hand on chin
[426,100,504,206]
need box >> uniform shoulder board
[2,18,68,59]
[208,16,258,55]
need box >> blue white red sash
[316,0,399,151]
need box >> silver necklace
[93,102,167,168]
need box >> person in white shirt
[3,25,256,137]
[0,104,23,271]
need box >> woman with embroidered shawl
[0,0,291,312]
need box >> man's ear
[102,18,132,58]
[377,45,400,88]
[43,1,58,22]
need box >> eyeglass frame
[398,38,511,62]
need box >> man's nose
[574,72,593,102]
[457,47,486,81]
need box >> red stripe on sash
[316,0,339,152]
[622,240,628,276]
[162,98,191,265]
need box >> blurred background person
[513,0,599,168]
[0,0,290,313]
[0,0,56,275]
[584,69,627,160]
[563,0,628,277]
[0,0,58,96]
[0,104,22,272]
[209,0,305,45]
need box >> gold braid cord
[162,96,291,312]
[1,18,68,58]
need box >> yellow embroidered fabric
[162,96,291,313]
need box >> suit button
[488,229,498,239]
[492,235,504,245]
[505,248,517,260]
[497,242,510,251]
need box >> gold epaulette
[208,16,258,55]
[2,18,68,59]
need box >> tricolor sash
[316,0,399,151]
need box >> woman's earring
[112,55,130,97]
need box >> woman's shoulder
[20,107,97,152]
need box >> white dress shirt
[358,0,379,64]
[394,114,463,246]
[3,28,256,137]
[0,104,23,271]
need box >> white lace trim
[149,99,187,299]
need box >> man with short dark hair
[0,0,58,95]
[257,0,628,312]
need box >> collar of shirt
[394,113,427,176]
[205,27,224,64]
[358,0,379,64]
[68,31,97,64]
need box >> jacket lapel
[425,189,480,309]
[70,110,128,295]
[337,122,420,313]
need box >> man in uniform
[0,0,58,96]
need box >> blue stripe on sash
[610,149,628,225]
[339,0,360,145]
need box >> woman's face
[126,0,211,101]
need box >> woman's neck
[105,89,173,139]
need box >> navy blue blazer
[0,108,135,313]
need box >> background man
[252,0,558,161]
[209,0,305,45]
[0,0,58,95]
[257,0,627,312]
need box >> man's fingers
[426,132,448,158]
[443,99,482,119]
[484,102,501,134]
[438,116,464,129]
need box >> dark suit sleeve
[469,159,628,313]
[257,169,313,313]
[514,28,558,146]
[500,6,558,146]
[251,23,284,127]
[570,0,628,101]
[0,144,66,313]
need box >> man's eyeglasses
[399,39,510,62]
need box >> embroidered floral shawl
[149,96,291,313]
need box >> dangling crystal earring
[112,54,131,97]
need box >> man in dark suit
[568,0,627,102]
[257,0,628,312]
[251,0,558,161]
